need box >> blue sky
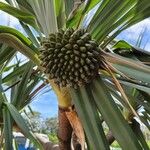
[0,10,150,118]
[31,88,58,118]
[117,21,150,50]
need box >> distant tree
[24,111,45,133]
[24,111,58,134]
[45,117,58,134]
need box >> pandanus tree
[0,0,150,149]
[0,59,48,149]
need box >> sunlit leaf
[70,86,110,150]
[0,2,38,29]
[2,106,13,150]
[92,77,142,150]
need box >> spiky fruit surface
[40,28,100,88]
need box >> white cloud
[119,18,150,41]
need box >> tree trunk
[58,107,73,150]
[72,133,81,150]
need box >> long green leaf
[114,63,150,84]
[0,26,38,53]
[140,115,150,130]
[20,22,40,47]
[70,86,110,150]
[12,61,34,108]
[21,76,41,108]
[91,77,142,150]
[0,46,16,65]
[15,0,35,15]
[0,92,3,110]
[119,80,150,94]
[0,2,38,29]
[55,0,65,29]
[27,0,58,36]
[131,119,149,150]
[3,64,16,72]
[102,52,150,84]
[23,82,47,107]
[0,33,41,66]
[66,0,100,28]
[88,0,150,45]
[103,79,127,108]
[2,62,31,84]
[3,106,13,150]
[6,102,43,150]
[64,0,74,17]
[113,40,150,55]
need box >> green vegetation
[147,141,150,148]
[48,133,59,144]
[24,111,58,134]
[0,0,150,149]
[111,141,120,148]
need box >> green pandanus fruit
[40,28,101,89]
